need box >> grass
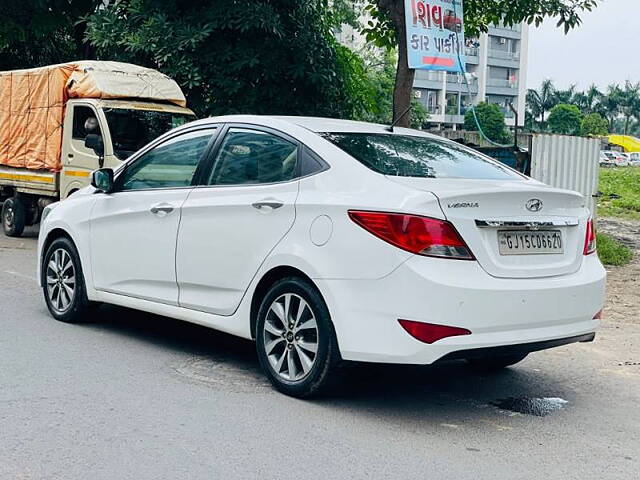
[596,233,633,266]
[597,167,640,220]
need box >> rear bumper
[315,254,606,365]
[437,332,595,362]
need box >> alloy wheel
[262,293,319,382]
[46,248,76,314]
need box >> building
[413,23,529,129]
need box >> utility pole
[508,102,519,149]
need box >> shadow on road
[84,304,568,417]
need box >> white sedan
[38,116,606,397]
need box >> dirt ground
[597,217,640,325]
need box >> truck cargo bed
[0,166,58,196]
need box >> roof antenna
[387,105,412,132]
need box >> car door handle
[252,200,284,210]
[150,203,175,215]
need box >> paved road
[1,229,638,480]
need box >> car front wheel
[256,277,340,398]
[43,237,93,323]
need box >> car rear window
[321,133,521,180]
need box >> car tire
[2,196,26,237]
[466,353,528,371]
[256,277,341,398]
[42,237,95,323]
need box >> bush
[596,233,633,266]
[463,102,511,144]
[548,104,583,135]
[580,113,609,137]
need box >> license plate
[498,230,563,255]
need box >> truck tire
[2,196,26,237]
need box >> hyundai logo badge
[526,199,543,212]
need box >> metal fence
[530,134,601,217]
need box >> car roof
[181,115,443,139]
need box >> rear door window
[322,133,521,180]
[208,128,298,185]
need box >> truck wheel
[2,196,26,237]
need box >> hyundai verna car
[38,116,606,397]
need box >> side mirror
[91,168,114,193]
[85,134,105,167]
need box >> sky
[526,0,638,90]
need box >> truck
[0,61,195,237]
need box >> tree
[329,0,366,29]
[580,113,608,137]
[0,0,99,70]
[599,84,623,131]
[463,102,511,143]
[619,81,640,135]
[363,0,600,127]
[87,0,368,118]
[356,50,428,128]
[553,84,577,105]
[584,84,602,113]
[548,104,582,135]
[526,78,556,125]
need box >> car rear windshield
[321,133,521,180]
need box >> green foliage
[596,233,633,267]
[0,0,98,69]
[526,80,640,136]
[328,0,365,29]
[463,102,511,144]
[86,0,367,119]
[598,167,640,220]
[335,45,377,121]
[580,113,609,137]
[354,50,427,128]
[362,2,398,51]
[548,104,583,135]
[463,0,599,36]
[364,0,599,52]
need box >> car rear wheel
[43,237,94,323]
[466,353,528,371]
[256,277,340,398]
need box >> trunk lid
[386,177,588,278]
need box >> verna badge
[526,199,543,212]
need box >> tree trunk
[379,0,415,128]
[624,115,630,135]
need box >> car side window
[208,128,298,185]
[118,129,215,191]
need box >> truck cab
[61,99,195,198]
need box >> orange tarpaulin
[0,61,187,172]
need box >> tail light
[398,319,471,344]
[583,218,596,255]
[348,211,474,260]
